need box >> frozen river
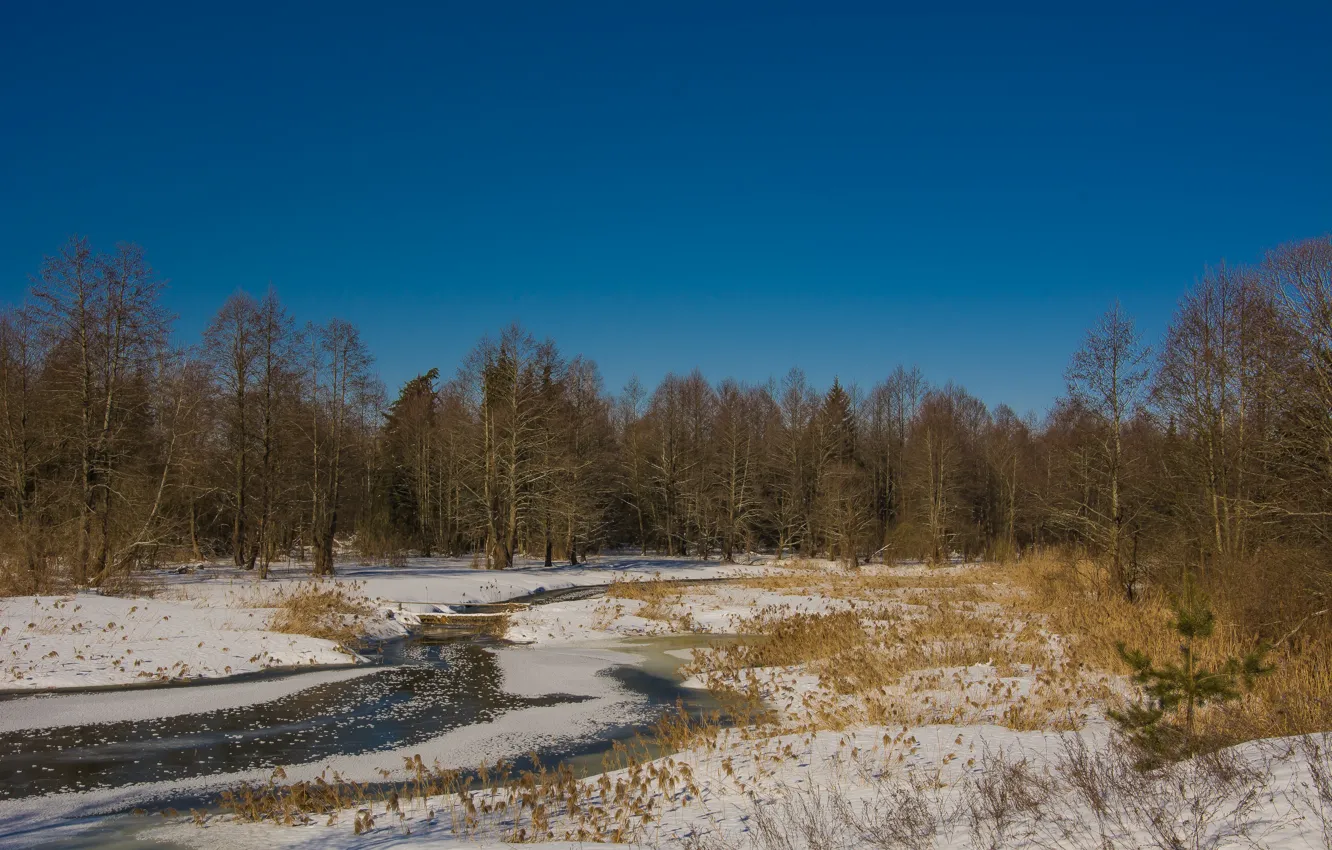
[0,585,725,848]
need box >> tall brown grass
[266,582,373,644]
[1003,553,1332,744]
[216,702,751,842]
[604,575,684,621]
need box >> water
[0,589,733,848]
[0,633,730,803]
[0,641,590,800]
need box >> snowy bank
[0,594,364,690]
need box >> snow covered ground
[0,640,660,848]
[505,574,845,645]
[165,553,769,607]
[138,721,1332,849]
[0,554,766,691]
[0,555,762,847]
[3,555,1329,848]
[0,594,364,690]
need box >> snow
[506,574,847,645]
[0,555,766,847]
[165,554,766,606]
[181,558,777,650]
[0,594,365,690]
[1,555,762,692]
[0,643,654,848]
[127,724,1332,849]
[0,667,379,733]
[3,555,1329,848]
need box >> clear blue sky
[2,2,1329,416]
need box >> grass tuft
[266,582,373,644]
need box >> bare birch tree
[1063,302,1151,597]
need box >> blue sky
[2,2,1329,416]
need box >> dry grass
[735,570,990,600]
[683,733,1311,850]
[729,609,868,668]
[604,575,684,621]
[680,565,1108,734]
[601,575,714,632]
[0,558,54,597]
[0,558,163,598]
[215,702,753,843]
[1002,554,1332,744]
[768,557,826,572]
[265,582,374,645]
[680,554,1332,744]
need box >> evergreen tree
[818,378,868,566]
[1111,575,1271,758]
[380,368,440,553]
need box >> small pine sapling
[1110,575,1271,759]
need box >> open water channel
[0,584,729,848]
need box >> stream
[0,641,585,800]
[0,583,730,847]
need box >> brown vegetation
[1007,553,1332,744]
[603,576,688,621]
[667,550,1328,748]
[265,582,373,645]
[216,704,740,842]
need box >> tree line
[3,234,1331,630]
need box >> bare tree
[253,288,296,576]
[304,319,375,575]
[984,404,1033,561]
[614,377,653,554]
[771,368,816,558]
[644,374,688,556]
[0,307,52,589]
[31,239,170,585]
[115,349,209,573]
[203,292,261,568]
[459,325,559,569]
[1063,302,1151,597]
[713,379,762,562]
[908,387,966,564]
[1266,238,1332,548]
[1155,265,1284,563]
[555,357,613,565]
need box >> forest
[2,234,1331,638]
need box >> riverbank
[0,556,762,847]
[0,638,683,847]
[0,554,766,691]
[144,556,1332,848]
[10,554,1327,848]
[0,594,368,690]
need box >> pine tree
[817,378,868,566]
[1110,575,1271,758]
[380,368,440,553]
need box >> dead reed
[265,581,373,644]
